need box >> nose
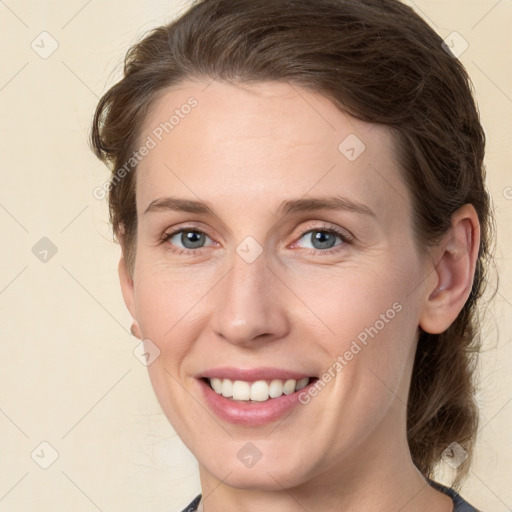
[210,249,290,348]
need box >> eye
[295,226,351,254]
[160,224,352,256]
[162,228,215,255]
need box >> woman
[90,0,495,510]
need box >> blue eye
[299,230,341,250]
[296,228,349,254]
[163,229,214,254]
[161,225,351,256]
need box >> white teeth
[221,379,233,397]
[232,380,251,400]
[269,379,284,398]
[210,378,222,394]
[207,377,312,402]
[250,380,269,401]
[283,379,296,395]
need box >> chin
[196,442,314,491]
[210,464,308,491]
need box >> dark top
[180,479,482,511]
[428,479,482,512]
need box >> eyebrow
[143,195,376,218]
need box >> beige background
[0,0,510,510]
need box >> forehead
[135,79,410,226]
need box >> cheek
[133,266,204,429]
[295,259,416,344]
[298,254,421,393]
[134,260,203,331]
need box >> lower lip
[197,378,316,426]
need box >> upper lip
[198,367,314,382]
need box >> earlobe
[130,322,141,339]
[419,204,480,334]
[118,254,140,338]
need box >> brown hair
[90,0,496,489]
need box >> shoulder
[179,494,201,512]
[428,479,482,512]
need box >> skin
[118,79,480,512]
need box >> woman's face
[120,80,436,490]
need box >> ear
[418,203,480,334]
[118,251,141,339]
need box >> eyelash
[160,224,352,257]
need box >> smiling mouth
[202,377,318,402]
